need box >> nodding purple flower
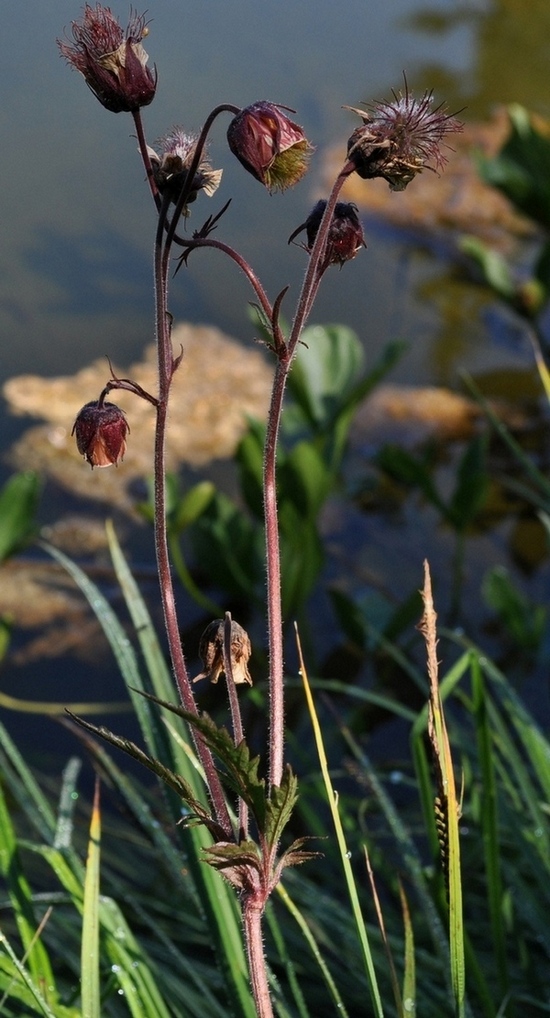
[227,101,313,192]
[346,84,463,191]
[72,400,128,468]
[288,200,365,270]
[58,4,157,113]
[146,128,223,214]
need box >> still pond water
[1,0,550,763]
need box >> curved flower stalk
[59,9,462,1012]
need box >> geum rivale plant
[58,6,462,1015]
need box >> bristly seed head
[346,83,463,191]
[58,4,157,113]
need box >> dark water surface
[2,0,550,761]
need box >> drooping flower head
[58,4,157,113]
[346,83,463,191]
[147,128,223,214]
[194,619,253,686]
[227,101,313,192]
[303,200,366,268]
[72,400,128,468]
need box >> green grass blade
[81,780,101,1018]
[297,627,384,1018]
[54,757,83,851]
[470,653,509,1000]
[0,781,56,995]
[0,929,64,1018]
[399,882,416,1016]
[275,883,349,1018]
[0,719,57,842]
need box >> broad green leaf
[236,423,266,519]
[192,492,263,602]
[459,236,516,301]
[377,445,446,516]
[289,324,364,429]
[279,440,332,521]
[478,104,550,230]
[0,472,40,562]
[172,480,216,531]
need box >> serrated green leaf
[265,765,299,851]
[64,711,221,836]
[129,694,269,830]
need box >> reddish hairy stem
[242,904,274,1018]
[288,162,354,355]
[177,236,274,325]
[266,162,354,790]
[132,109,161,210]
[265,355,289,790]
[154,199,232,834]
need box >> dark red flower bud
[288,200,365,271]
[306,200,365,267]
[227,101,313,192]
[72,400,128,468]
[346,84,463,192]
[58,5,157,114]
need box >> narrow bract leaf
[64,711,223,838]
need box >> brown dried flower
[194,619,253,686]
